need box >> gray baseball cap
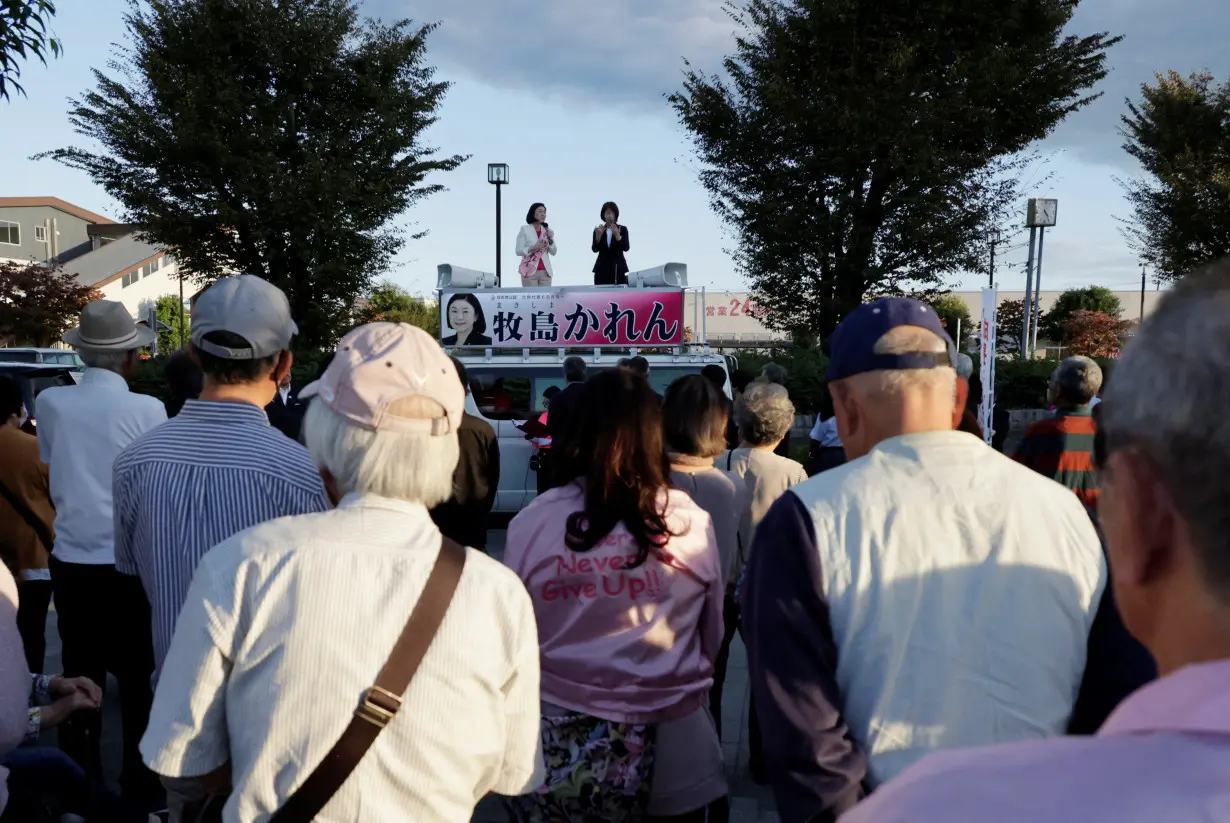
[190,274,298,360]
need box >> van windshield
[464,364,721,421]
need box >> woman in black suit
[591,201,630,285]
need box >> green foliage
[153,294,187,354]
[0,260,99,346]
[735,347,829,414]
[996,298,1026,355]
[928,294,974,345]
[129,353,171,402]
[40,0,466,348]
[1040,286,1123,341]
[1121,71,1230,283]
[358,280,440,335]
[0,0,62,102]
[670,0,1120,338]
[991,357,1057,409]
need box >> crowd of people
[0,260,1225,823]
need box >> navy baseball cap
[826,297,956,381]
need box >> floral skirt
[508,712,657,823]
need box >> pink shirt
[842,659,1230,823]
[505,482,723,724]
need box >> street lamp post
[488,163,510,286]
[1023,198,1058,358]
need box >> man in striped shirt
[1013,356,1103,509]
[114,275,330,679]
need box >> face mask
[17,406,28,428]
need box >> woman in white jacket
[515,202,557,287]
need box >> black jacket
[546,382,585,453]
[591,224,630,285]
[430,412,500,550]
[265,387,306,441]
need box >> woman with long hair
[516,202,557,287]
[505,369,726,823]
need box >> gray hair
[1051,356,1102,406]
[761,363,788,386]
[955,353,974,380]
[303,401,458,506]
[737,381,795,446]
[563,356,587,383]
[1101,261,1230,597]
[77,348,131,373]
[848,326,957,400]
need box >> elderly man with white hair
[841,262,1230,823]
[141,323,543,823]
[1012,355,1103,509]
[741,297,1106,823]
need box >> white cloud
[369,0,1229,166]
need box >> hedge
[731,348,1112,415]
[130,345,1103,415]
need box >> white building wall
[97,258,186,320]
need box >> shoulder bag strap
[269,537,468,823]
[0,477,54,555]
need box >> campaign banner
[978,288,997,444]
[439,287,685,348]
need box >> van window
[464,364,726,420]
[0,351,37,363]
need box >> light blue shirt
[113,399,330,675]
[36,368,167,565]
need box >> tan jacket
[0,425,54,575]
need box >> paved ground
[41,530,778,822]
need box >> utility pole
[1022,226,1037,357]
[1140,265,1147,321]
[1030,226,1046,356]
[988,229,998,288]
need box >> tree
[40,0,465,348]
[1063,310,1132,358]
[1121,71,1230,284]
[1040,286,1123,341]
[0,261,99,345]
[154,294,187,353]
[996,298,1026,356]
[670,0,1120,339]
[1,0,62,102]
[928,294,974,345]
[357,280,439,335]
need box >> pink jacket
[505,482,724,724]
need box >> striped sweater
[1012,407,1099,508]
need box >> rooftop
[64,233,164,287]
[0,197,115,225]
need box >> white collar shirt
[605,227,613,247]
[141,493,545,823]
[36,368,167,564]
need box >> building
[0,197,186,322]
[679,288,1162,349]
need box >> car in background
[0,348,85,376]
[0,363,78,436]
[457,351,731,513]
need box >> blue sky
[1,0,1225,297]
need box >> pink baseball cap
[300,323,463,436]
